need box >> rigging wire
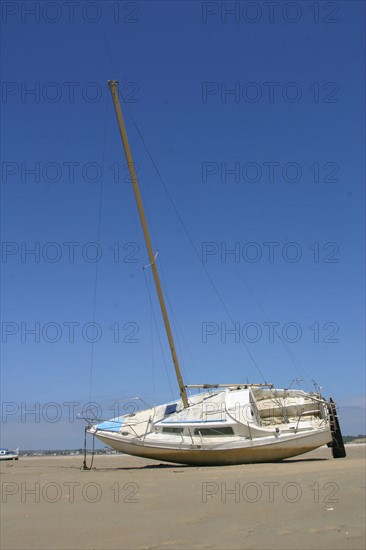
[116,84,269,385]
[156,255,204,385]
[104,72,317,402]
[155,258,189,382]
[114,83,318,394]
[142,266,175,401]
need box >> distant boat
[86,80,346,466]
[0,448,19,461]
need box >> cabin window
[162,427,183,434]
[194,427,234,436]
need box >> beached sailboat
[87,81,346,465]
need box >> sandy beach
[1,445,365,550]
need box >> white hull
[92,428,331,465]
[88,386,335,465]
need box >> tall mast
[108,80,189,409]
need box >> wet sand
[1,445,365,549]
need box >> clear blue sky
[1,1,365,449]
